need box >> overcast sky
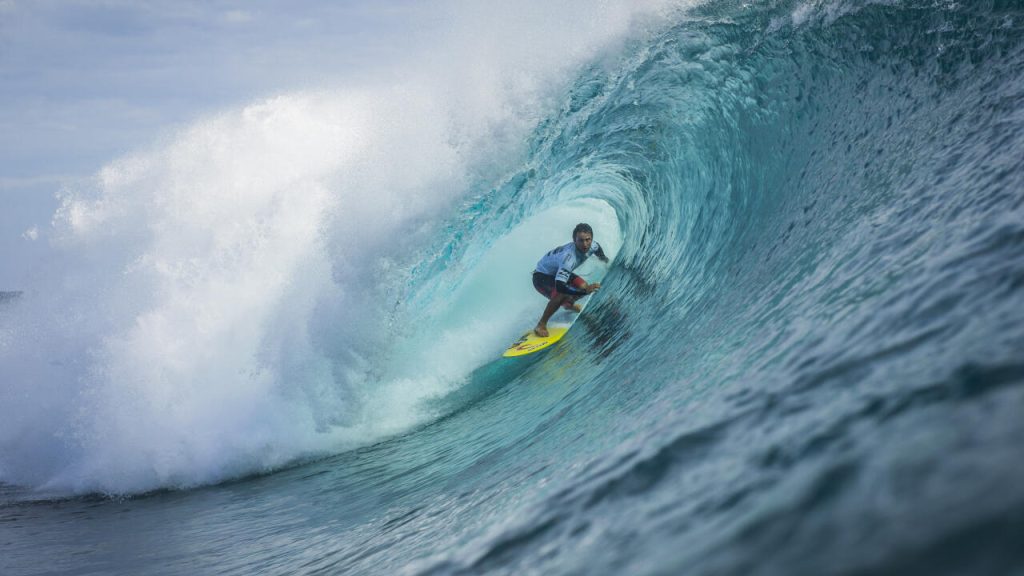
[1,0,439,286]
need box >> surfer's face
[574,231,593,253]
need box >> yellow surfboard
[503,326,570,357]
[503,298,590,357]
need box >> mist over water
[2,1,1024,575]
[0,0,677,495]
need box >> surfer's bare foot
[534,325,549,337]
[571,303,583,313]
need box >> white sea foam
[0,0,678,495]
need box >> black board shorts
[532,271,585,301]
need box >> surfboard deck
[503,326,570,357]
[502,302,587,357]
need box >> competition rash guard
[534,241,608,296]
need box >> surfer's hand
[586,282,601,293]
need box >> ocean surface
[3,1,1024,574]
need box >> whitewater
[2,1,1023,574]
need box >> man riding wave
[532,223,609,337]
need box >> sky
[0,0,438,287]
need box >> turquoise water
[3,1,1024,574]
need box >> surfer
[532,223,609,337]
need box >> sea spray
[0,0,684,496]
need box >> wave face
[3,1,1024,575]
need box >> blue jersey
[535,241,606,294]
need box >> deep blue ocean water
[3,1,1024,574]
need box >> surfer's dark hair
[573,223,593,239]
